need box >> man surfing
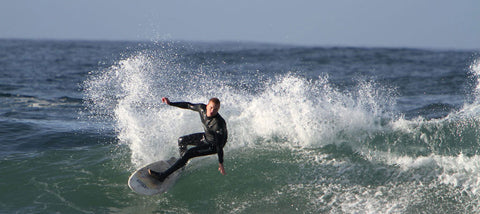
[148,97,228,182]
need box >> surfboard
[128,157,182,195]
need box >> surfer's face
[206,101,220,117]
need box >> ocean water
[1,39,480,213]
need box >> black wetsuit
[159,102,228,178]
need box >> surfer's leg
[162,144,216,178]
[178,133,204,157]
[148,138,202,182]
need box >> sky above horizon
[1,0,479,49]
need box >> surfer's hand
[218,163,226,175]
[162,97,170,105]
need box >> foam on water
[371,58,480,205]
[431,59,480,197]
[85,49,189,167]
[230,74,396,148]
[85,47,400,167]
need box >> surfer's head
[207,98,220,117]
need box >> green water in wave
[2,139,480,213]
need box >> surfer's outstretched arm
[162,97,202,111]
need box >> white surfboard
[128,157,182,195]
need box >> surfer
[148,97,228,182]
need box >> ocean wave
[80,44,480,213]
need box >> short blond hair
[209,97,220,106]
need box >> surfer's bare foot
[148,169,166,182]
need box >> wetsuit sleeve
[217,145,224,164]
[169,102,203,112]
[215,118,228,164]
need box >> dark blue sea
[1,39,480,213]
